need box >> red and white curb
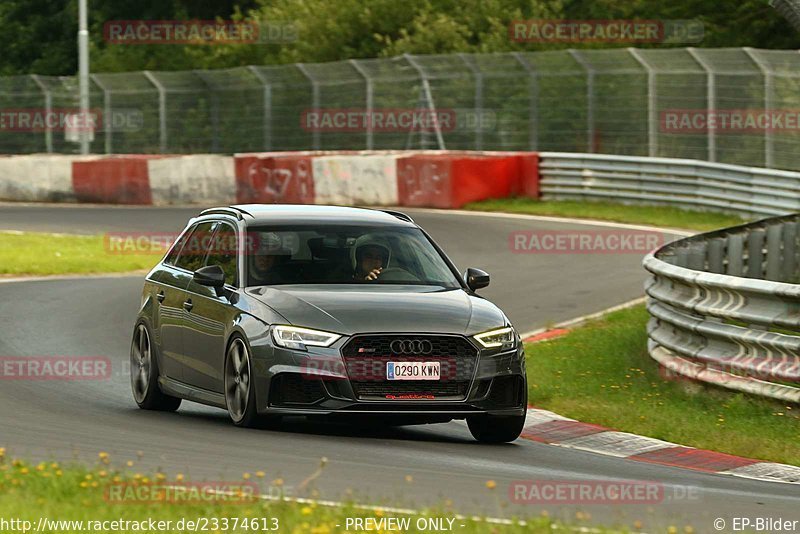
[518,407,800,485]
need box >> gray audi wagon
[130,205,527,442]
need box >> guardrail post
[247,66,273,151]
[569,50,595,153]
[708,238,725,273]
[349,59,373,151]
[726,234,744,276]
[512,52,538,151]
[296,63,320,151]
[628,48,658,157]
[687,48,716,163]
[746,229,766,279]
[143,70,168,153]
[766,224,783,281]
[782,221,798,283]
[687,242,707,271]
[30,75,53,154]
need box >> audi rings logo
[390,339,433,355]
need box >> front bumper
[250,332,527,418]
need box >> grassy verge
[0,453,624,534]
[465,198,747,232]
[525,305,800,466]
[0,232,160,276]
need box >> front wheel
[467,414,525,443]
[130,322,182,412]
[224,336,261,428]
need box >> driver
[250,232,289,285]
[351,235,391,282]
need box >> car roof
[199,204,417,227]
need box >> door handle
[183,299,193,312]
[156,290,165,303]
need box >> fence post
[568,49,595,153]
[247,66,272,151]
[296,64,320,151]
[512,52,538,151]
[89,75,112,154]
[458,53,483,151]
[30,75,53,154]
[193,70,220,153]
[404,53,446,150]
[143,71,167,153]
[349,59,373,151]
[687,48,716,163]
[628,48,657,158]
[743,48,775,169]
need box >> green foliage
[0,0,798,76]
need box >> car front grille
[341,334,478,400]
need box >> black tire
[467,414,525,443]
[224,336,261,428]
[130,322,182,412]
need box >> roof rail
[379,209,415,223]
[198,207,249,220]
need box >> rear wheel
[130,322,182,412]
[224,336,261,428]
[467,414,525,443]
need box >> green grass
[0,454,631,534]
[525,305,800,466]
[0,232,161,276]
[465,198,747,232]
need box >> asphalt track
[0,204,797,533]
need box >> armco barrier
[643,214,800,403]
[539,152,800,218]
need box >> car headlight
[272,325,341,351]
[473,326,516,350]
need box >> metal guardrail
[643,214,800,403]
[539,152,800,218]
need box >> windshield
[243,224,461,288]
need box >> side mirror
[194,264,226,288]
[465,267,490,291]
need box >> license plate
[387,361,440,381]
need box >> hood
[247,284,507,336]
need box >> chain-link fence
[3,47,800,171]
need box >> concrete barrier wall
[0,151,541,206]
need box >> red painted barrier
[397,153,539,208]
[513,152,540,198]
[234,154,315,204]
[72,158,153,204]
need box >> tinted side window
[174,222,217,272]
[204,222,238,287]
[164,225,194,266]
